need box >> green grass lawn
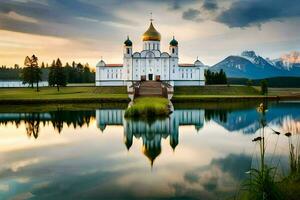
[1,85,299,105]
[172,85,300,103]
[125,97,170,118]
[174,85,260,96]
[267,87,300,96]
[172,85,264,102]
[0,86,129,101]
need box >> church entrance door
[148,74,153,81]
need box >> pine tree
[55,58,67,91]
[247,79,253,87]
[48,61,56,87]
[22,55,41,91]
[48,58,67,91]
[205,70,211,84]
[204,69,227,85]
[261,80,268,95]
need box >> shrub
[125,97,169,119]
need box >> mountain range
[210,51,300,79]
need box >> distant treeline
[0,65,22,80]
[0,61,95,83]
[228,77,300,88]
[205,69,227,85]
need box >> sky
[0,0,300,68]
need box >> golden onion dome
[142,22,161,41]
[142,144,161,167]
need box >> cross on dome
[150,12,153,22]
[142,15,161,41]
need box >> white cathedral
[95,20,206,88]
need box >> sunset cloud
[0,0,300,66]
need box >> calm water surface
[0,102,299,200]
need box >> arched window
[172,48,175,54]
[127,48,130,54]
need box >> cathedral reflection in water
[1,102,299,166]
[96,109,205,166]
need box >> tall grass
[240,103,284,200]
[286,133,300,176]
[238,102,300,200]
[124,97,170,119]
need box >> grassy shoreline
[171,95,300,103]
[0,86,130,104]
[172,86,300,102]
[125,97,170,118]
[0,86,300,105]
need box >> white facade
[95,21,206,87]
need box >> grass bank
[172,85,300,102]
[125,97,170,119]
[0,103,128,113]
[0,87,130,104]
[174,85,260,95]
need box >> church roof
[106,64,123,67]
[96,60,105,67]
[179,64,195,67]
[142,22,161,41]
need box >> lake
[0,101,299,200]
[0,81,48,88]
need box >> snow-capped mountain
[272,51,300,71]
[210,51,300,79]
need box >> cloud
[0,0,133,39]
[169,154,253,199]
[216,0,300,28]
[182,0,219,22]
[6,11,38,23]
[202,0,218,11]
[182,8,202,22]
[0,184,9,192]
[168,0,198,10]
[181,0,300,29]
[184,171,199,183]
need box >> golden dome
[142,22,161,41]
[142,144,161,167]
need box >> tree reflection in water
[0,103,299,169]
[25,113,40,139]
[0,110,95,137]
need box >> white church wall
[174,80,205,86]
[96,80,126,86]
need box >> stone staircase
[138,81,163,97]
